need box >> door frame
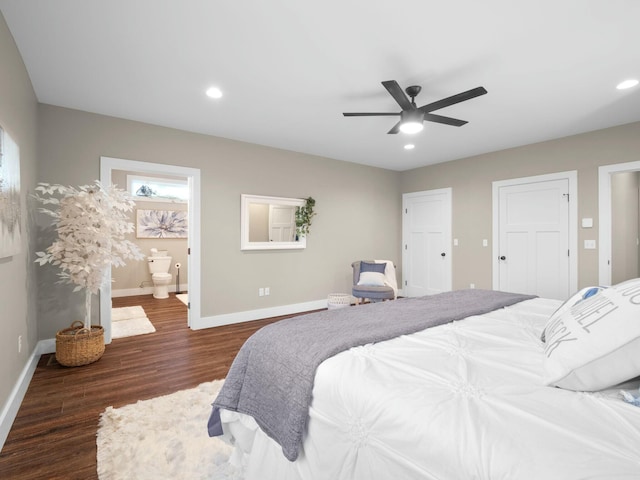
[598,160,640,285]
[402,188,453,296]
[100,156,201,343]
[492,171,578,295]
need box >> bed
[209,285,640,479]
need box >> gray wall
[36,104,402,337]
[400,121,640,291]
[0,13,39,422]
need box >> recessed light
[616,79,639,90]
[404,144,415,150]
[206,86,223,99]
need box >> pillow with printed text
[543,278,640,391]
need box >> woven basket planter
[327,293,352,309]
[55,321,105,367]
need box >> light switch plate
[582,218,594,228]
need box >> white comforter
[219,298,640,479]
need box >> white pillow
[541,286,606,342]
[549,286,605,322]
[543,278,640,391]
[357,271,386,287]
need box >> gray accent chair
[351,260,396,305]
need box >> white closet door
[402,189,452,297]
[497,178,570,300]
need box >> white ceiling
[1,0,639,171]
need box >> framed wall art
[136,209,188,239]
[0,127,22,258]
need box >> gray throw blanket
[208,289,535,461]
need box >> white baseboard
[112,283,188,298]
[192,298,329,330]
[191,292,408,330]
[0,339,53,453]
[38,338,56,354]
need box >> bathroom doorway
[111,169,189,339]
[100,156,201,344]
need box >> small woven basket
[55,321,105,367]
[327,293,352,310]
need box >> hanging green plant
[295,197,316,237]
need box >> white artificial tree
[35,181,145,330]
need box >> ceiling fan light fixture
[343,80,487,134]
[399,109,424,134]
[399,121,424,134]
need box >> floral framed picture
[136,209,188,239]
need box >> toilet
[148,251,172,299]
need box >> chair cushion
[357,271,386,286]
[352,285,395,300]
[361,261,386,274]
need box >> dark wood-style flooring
[0,293,294,479]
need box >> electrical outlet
[470,283,475,289]
[18,335,22,353]
[265,287,270,296]
[259,288,264,297]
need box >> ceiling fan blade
[382,80,413,111]
[343,112,401,117]
[423,113,468,127]
[418,86,487,114]
[387,121,402,134]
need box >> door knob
[441,252,446,257]
[499,255,506,260]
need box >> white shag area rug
[111,306,156,339]
[97,380,241,480]
[176,293,188,306]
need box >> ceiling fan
[343,80,487,134]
